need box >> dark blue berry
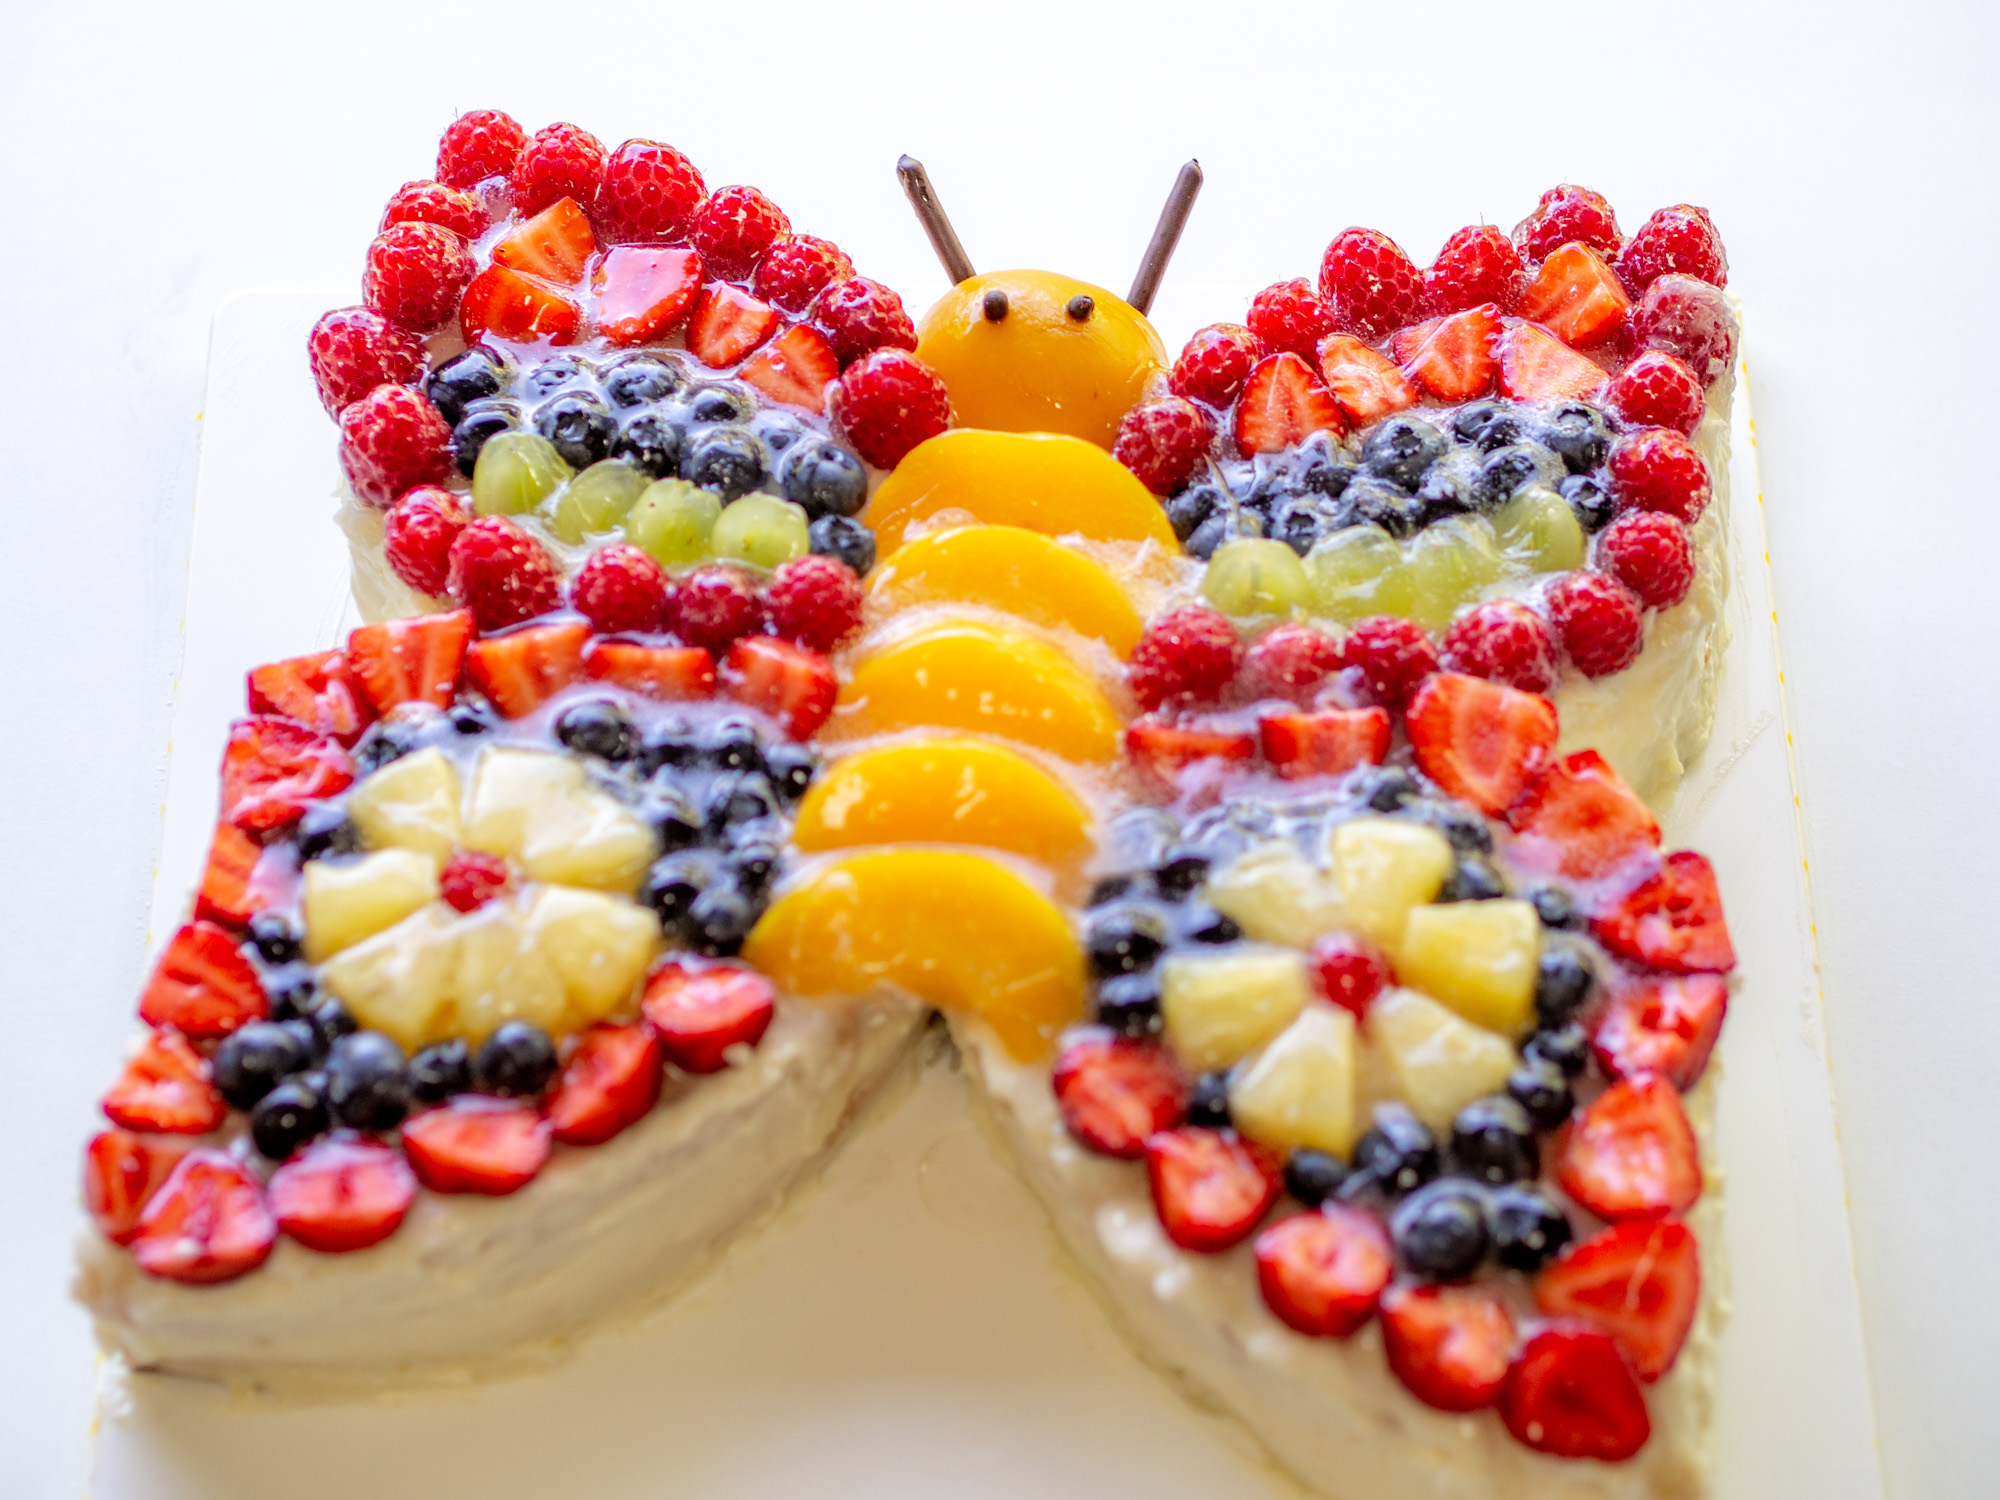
[326,1031,411,1131]
[1094,971,1162,1036]
[1471,444,1561,511]
[1284,1148,1350,1207]
[1186,1072,1233,1128]
[1535,942,1597,1026]
[701,717,764,772]
[211,1021,314,1110]
[763,742,817,802]
[1451,400,1527,452]
[1507,1056,1575,1129]
[519,355,594,401]
[536,393,616,470]
[1360,766,1419,812]
[475,1021,558,1098]
[684,427,769,500]
[1525,1022,1591,1077]
[250,1074,329,1161]
[1352,1104,1440,1196]
[641,718,699,772]
[265,966,318,1023]
[452,400,518,477]
[1087,872,1148,906]
[296,803,361,862]
[729,834,783,892]
[1345,477,1423,538]
[1440,857,1507,903]
[779,440,867,518]
[352,715,424,775]
[647,785,704,849]
[643,851,715,926]
[555,698,638,762]
[1152,849,1213,900]
[613,409,685,479]
[706,772,778,831]
[1539,403,1612,474]
[1292,432,1359,498]
[1165,482,1226,543]
[1361,416,1446,490]
[1084,902,1170,978]
[1184,510,1233,559]
[1429,805,1494,855]
[451,700,499,736]
[681,384,751,426]
[1272,495,1343,556]
[1529,885,1581,929]
[1450,1096,1540,1184]
[809,514,876,575]
[687,884,757,956]
[428,347,507,428]
[602,353,683,409]
[1562,473,1619,531]
[1393,1182,1490,1280]
[246,913,302,966]
[1175,903,1242,945]
[1416,465,1473,523]
[312,998,360,1051]
[1488,1185,1574,1272]
[409,1039,473,1105]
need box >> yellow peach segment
[743,849,1086,1058]
[867,525,1144,656]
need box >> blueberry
[1561,473,1619,531]
[1450,1096,1540,1184]
[681,384,752,427]
[265,966,318,1023]
[1285,1148,1350,1207]
[1352,1104,1441,1196]
[1152,848,1213,900]
[642,850,714,926]
[278,1016,324,1064]
[325,1031,411,1131]
[519,355,594,402]
[1187,1071,1233,1128]
[1094,971,1162,1035]
[1361,416,1446,490]
[1175,903,1243,945]
[1184,511,1235,559]
[1428,805,1494,855]
[1292,432,1359,498]
[247,912,302,966]
[687,884,758,956]
[1488,1185,1574,1272]
[1359,766,1418,812]
[352,715,424,775]
[700,717,764,772]
[808,514,877,576]
[613,410,685,479]
[756,414,806,453]
[1440,857,1507,902]
[409,1039,473,1105]
[1087,872,1148,906]
[1344,476,1424,538]
[1102,807,1178,873]
[1540,403,1613,474]
[536,393,616,470]
[1535,942,1597,1026]
[602,353,683,409]
[476,1021,559,1097]
[1272,496,1343,556]
[1451,400,1528,452]
[1525,1022,1592,1077]
[778,439,868,518]
[1472,443,1561,511]
[451,700,499,737]
[646,784,704,848]
[730,834,783,892]
[211,1021,315,1110]
[707,772,778,830]
[1528,885,1581,929]
[555,698,638,763]
[1393,1182,1490,1280]
[763,742,817,802]
[452,400,519,478]
[427,347,508,428]
[1165,483,1227,543]
[1084,902,1170,978]
[684,427,769,501]
[250,1074,329,1161]
[312,999,360,1051]
[1507,1055,1575,1129]
[641,718,699,772]
[1415,465,1473,523]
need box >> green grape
[710,493,812,571]
[550,460,650,545]
[472,431,571,517]
[1493,485,1585,574]
[1404,516,1508,633]
[1303,525,1413,624]
[625,479,722,567]
[1201,538,1311,619]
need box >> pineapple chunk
[463,748,656,895]
[1398,899,1541,1035]
[525,885,660,1028]
[345,747,463,859]
[1204,843,1347,949]
[1159,947,1312,1073]
[1229,1004,1359,1155]
[302,849,441,962]
[1328,818,1454,957]
[453,897,569,1042]
[318,903,460,1050]
[1368,987,1519,1131]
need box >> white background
[1,2,1993,1496]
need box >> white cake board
[88,292,1883,1500]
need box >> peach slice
[867,525,1144,657]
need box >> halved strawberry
[1517,243,1632,349]
[401,1097,552,1195]
[546,1022,664,1145]
[1257,708,1391,781]
[268,1136,419,1253]
[246,649,374,745]
[1145,1126,1280,1253]
[1380,1284,1516,1412]
[465,620,592,718]
[83,1129,192,1245]
[1254,1206,1393,1338]
[1052,1028,1188,1159]
[1594,974,1729,1088]
[738,323,839,413]
[581,639,717,701]
[345,610,474,715]
[138,920,268,1038]
[1535,1216,1700,1381]
[1406,672,1558,817]
[640,960,777,1074]
[1233,352,1344,455]
[1125,718,1258,792]
[1592,851,1736,974]
[491,197,597,285]
[719,635,836,740]
[1506,748,1659,881]
[129,1150,276,1284]
[1499,1327,1651,1461]
[1317,335,1418,427]
[459,264,583,346]
[219,716,355,833]
[1392,303,1500,401]
[1557,1075,1702,1219]
[594,244,703,346]
[195,820,269,928]
[1495,323,1608,403]
[102,1030,226,1134]
[686,282,779,368]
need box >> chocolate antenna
[896,155,976,285]
[1127,159,1203,316]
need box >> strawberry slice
[1495,323,1608,403]
[1406,672,1558,816]
[1557,1075,1703,1219]
[1593,974,1729,1088]
[345,610,474,715]
[1592,851,1736,974]
[401,1097,552,1195]
[739,323,840,413]
[83,1129,192,1245]
[1535,1216,1700,1381]
[195,819,277,928]
[219,716,355,833]
[1125,718,1258,792]
[459,264,583,346]
[582,639,717,701]
[1392,303,1500,401]
[1517,243,1632,349]
[546,1022,664,1146]
[594,245,703,346]
[268,1136,419,1252]
[1506,748,1659,881]
[1234,352,1344,455]
[1145,1126,1280,1252]
[138,920,268,1038]
[686,282,780,368]
[246,649,374,745]
[491,197,597,285]
[1254,1206,1393,1338]
[465,620,592,718]
[719,635,836,740]
[1317,335,1417,427]
[1380,1283,1516,1412]
[1257,708,1391,781]
[1052,1029,1188,1159]
[641,961,777,1074]
[102,1030,226,1134]
[1499,1327,1651,1461]
[129,1150,277,1284]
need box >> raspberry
[306,307,424,416]
[754,235,854,315]
[1513,184,1622,261]
[1440,601,1558,694]
[362,221,475,333]
[1604,351,1704,435]
[599,139,707,243]
[1247,279,1337,361]
[1337,615,1438,708]
[1318,229,1426,342]
[830,348,951,469]
[1127,607,1243,711]
[1546,571,1644,678]
[1606,428,1711,523]
[1596,512,1695,610]
[766,555,865,652]
[436,109,526,190]
[440,850,510,914]
[1113,397,1212,496]
[446,517,565,631]
[816,277,918,367]
[338,384,452,507]
[690,186,790,282]
[671,566,766,654]
[1425,225,1525,315]
[382,486,468,596]
[572,543,674,635]
[511,123,607,218]
[1618,206,1727,294]
[1170,324,1263,408]
[1244,622,1343,702]
[380,180,489,239]
[1630,274,1737,385]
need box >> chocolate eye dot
[1066,294,1095,321]
[982,289,1009,321]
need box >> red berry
[830,348,950,469]
[1514,183,1622,261]
[1439,600,1559,695]
[573,542,674,634]
[219,718,355,833]
[1406,671,1559,818]
[1258,708,1390,781]
[1606,428,1711,523]
[546,1022,664,1147]
[83,1130,191,1246]
[1507,748,1659,882]
[1053,1030,1188,1159]
[446,516,564,631]
[1603,350,1704,435]
[1630,274,1737,384]
[362,221,475,332]
[767,554,865,652]
[1593,975,1729,1092]
[1112,396,1212,495]
[599,138,706,243]
[1127,606,1242,711]
[1534,1215,1701,1383]
[102,1030,226,1135]
[465,621,589,719]
[690,185,790,282]
[402,1097,551,1196]
[439,849,511,913]
[1246,278,1337,361]
[436,109,526,190]
[129,1150,276,1285]
[339,384,452,507]
[1146,1126,1280,1253]
[1255,1206,1394,1338]
[721,635,837,740]
[380,179,489,239]
[754,235,854,314]
[1546,570,1645,679]
[1310,931,1392,1018]
[1425,224,1525,314]
[1592,850,1735,974]
[1618,205,1727,294]
[268,1137,418,1253]
[1597,511,1695,610]
[139,920,269,1038]
[1381,1284,1516,1413]
[1318,228,1426,342]
[382,486,468,597]
[1244,621,1343,702]
[306,307,424,417]
[1500,1327,1651,1461]
[1170,323,1263,408]
[641,960,776,1074]
[511,122,606,218]
[1556,1075,1703,1220]
[816,276,919,367]
[1337,615,1438,708]
[671,566,766,654]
